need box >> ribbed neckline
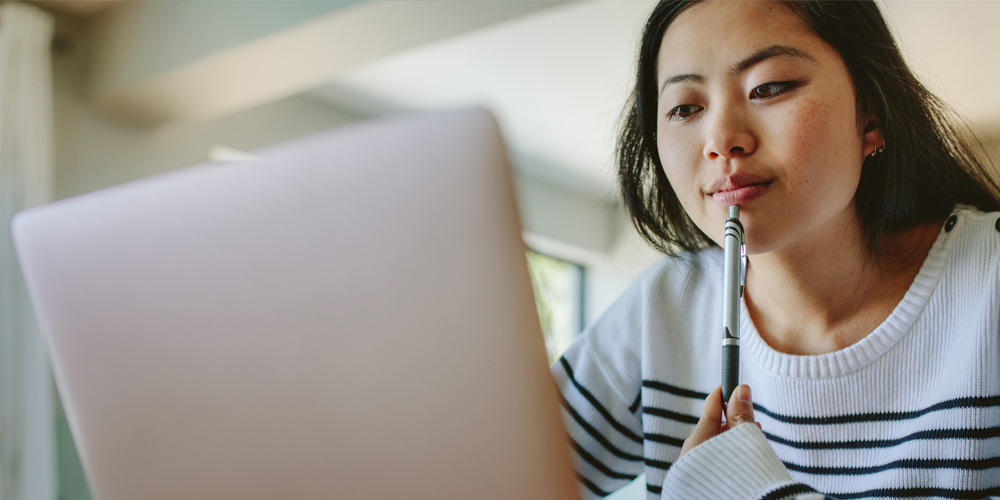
[741,213,958,379]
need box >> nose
[703,105,757,161]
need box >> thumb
[725,384,756,429]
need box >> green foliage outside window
[526,251,579,365]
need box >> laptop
[12,109,579,500]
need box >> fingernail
[737,385,751,402]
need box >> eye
[750,82,794,99]
[668,104,703,121]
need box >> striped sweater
[552,206,1000,500]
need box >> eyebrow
[659,44,817,97]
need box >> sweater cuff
[661,423,793,500]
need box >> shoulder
[559,246,723,404]
[945,206,1000,273]
[571,246,723,362]
[931,206,1000,309]
[621,246,724,308]
[949,205,1000,239]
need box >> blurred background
[0,1,998,499]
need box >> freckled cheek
[778,101,860,193]
[656,135,704,209]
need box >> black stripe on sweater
[642,379,709,399]
[646,479,1000,499]
[568,436,638,480]
[559,394,644,462]
[753,396,1000,425]
[764,426,1000,450]
[578,474,612,497]
[644,458,673,470]
[659,480,1000,500]
[628,392,642,414]
[560,357,643,443]
[643,405,700,424]
[644,433,686,447]
[826,486,1000,499]
[641,378,1000,425]
[760,483,819,500]
[783,456,1000,475]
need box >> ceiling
[28,0,1000,199]
[307,0,1000,198]
[25,0,127,19]
[308,1,647,197]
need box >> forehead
[658,1,818,76]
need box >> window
[526,251,585,364]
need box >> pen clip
[739,242,747,297]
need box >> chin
[744,239,775,256]
[740,220,779,256]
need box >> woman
[553,1,1000,499]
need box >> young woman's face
[656,1,880,254]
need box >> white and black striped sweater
[552,207,1000,500]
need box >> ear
[861,114,884,158]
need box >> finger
[725,384,756,428]
[680,386,723,457]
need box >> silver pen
[722,206,747,403]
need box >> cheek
[775,95,863,198]
[657,131,723,243]
[656,133,704,210]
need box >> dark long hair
[618,0,1000,256]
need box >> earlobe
[864,134,885,158]
[862,127,885,156]
[862,122,885,159]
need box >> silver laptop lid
[12,109,577,500]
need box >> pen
[722,205,746,403]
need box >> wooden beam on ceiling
[82,1,568,125]
[24,0,127,19]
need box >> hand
[678,384,759,459]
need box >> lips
[707,173,773,206]
[711,183,771,205]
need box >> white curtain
[0,3,58,500]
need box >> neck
[742,212,941,355]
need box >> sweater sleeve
[661,423,1000,500]
[551,281,648,499]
